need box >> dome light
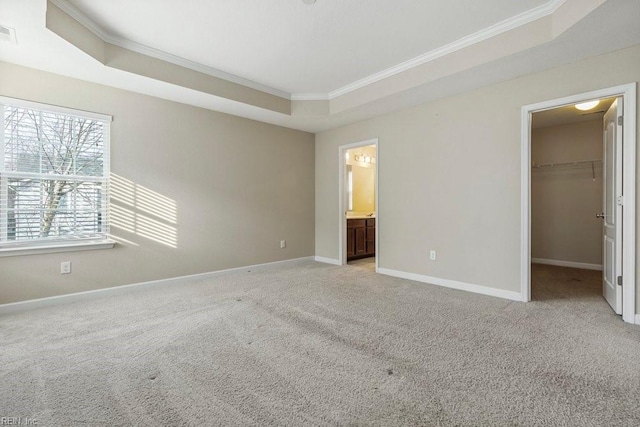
[575,100,600,111]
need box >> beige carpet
[1,261,639,426]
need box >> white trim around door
[520,83,637,324]
[338,138,379,270]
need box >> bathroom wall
[346,146,376,213]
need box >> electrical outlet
[280,240,286,249]
[430,250,437,261]
[61,261,71,274]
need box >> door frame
[520,83,637,323]
[338,138,379,270]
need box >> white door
[601,98,623,314]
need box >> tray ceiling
[64,0,549,96]
[1,0,639,132]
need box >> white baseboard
[531,258,603,271]
[0,256,314,315]
[377,268,524,302]
[314,256,342,266]
[636,314,640,326]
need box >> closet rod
[532,159,602,169]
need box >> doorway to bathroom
[338,138,378,271]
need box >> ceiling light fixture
[575,100,600,111]
[354,154,375,164]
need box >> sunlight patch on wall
[110,173,178,248]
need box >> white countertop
[346,215,376,219]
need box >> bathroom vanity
[346,217,375,261]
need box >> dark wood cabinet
[366,222,375,255]
[355,227,366,256]
[346,226,355,258]
[347,218,375,261]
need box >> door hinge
[618,116,623,126]
[617,276,623,286]
[617,195,624,206]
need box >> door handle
[596,213,605,219]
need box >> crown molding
[291,93,330,101]
[325,0,566,100]
[49,0,292,100]
[50,0,566,103]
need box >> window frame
[0,96,114,257]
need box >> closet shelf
[532,159,602,169]
[532,159,602,180]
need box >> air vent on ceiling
[0,24,17,44]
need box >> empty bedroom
[1,0,640,425]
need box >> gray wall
[531,120,603,266]
[0,62,315,304]
[315,44,640,314]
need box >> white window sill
[0,239,116,258]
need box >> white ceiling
[532,97,616,129]
[64,0,548,96]
[0,0,639,133]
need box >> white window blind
[0,97,111,250]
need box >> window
[0,97,113,256]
